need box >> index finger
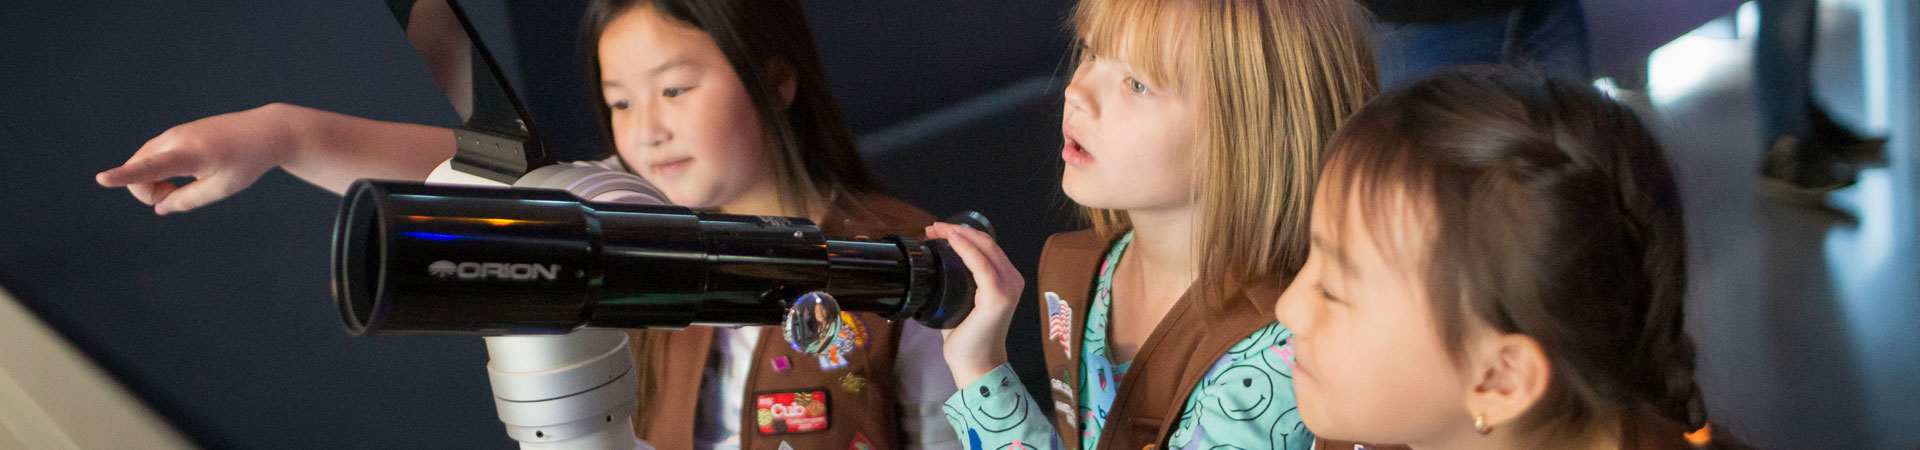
[937,224,1018,279]
[97,148,200,188]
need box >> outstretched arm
[95,103,454,214]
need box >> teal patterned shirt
[942,232,1313,450]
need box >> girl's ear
[768,59,798,107]
[1463,332,1551,431]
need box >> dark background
[0,0,1078,448]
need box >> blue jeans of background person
[1371,0,1592,87]
[1756,0,1817,144]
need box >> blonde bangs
[1071,0,1197,95]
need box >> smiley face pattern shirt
[942,232,1313,450]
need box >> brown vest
[632,194,936,450]
[1036,229,1282,450]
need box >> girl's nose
[617,104,672,150]
[1274,272,1315,335]
[1063,61,1099,119]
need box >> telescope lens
[334,184,385,334]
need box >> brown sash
[1035,229,1281,450]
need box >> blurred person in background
[1754,0,1888,207]
[1361,0,1592,87]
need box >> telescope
[333,178,980,348]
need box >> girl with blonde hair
[928,0,1378,448]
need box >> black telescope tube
[332,180,972,336]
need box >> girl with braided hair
[1274,66,1747,450]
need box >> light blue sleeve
[1165,323,1315,450]
[942,363,1063,450]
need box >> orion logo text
[428,260,561,281]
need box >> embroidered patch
[1045,292,1073,357]
[849,432,874,450]
[1055,400,1078,429]
[812,313,864,372]
[817,347,851,371]
[839,312,869,349]
[771,356,792,372]
[839,373,867,393]
[755,390,830,435]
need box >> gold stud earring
[1474,414,1492,435]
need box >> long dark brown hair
[1319,67,1722,446]
[581,0,881,220]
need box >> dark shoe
[1810,106,1890,166]
[1760,135,1861,207]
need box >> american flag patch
[1046,292,1073,357]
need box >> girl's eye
[1316,283,1341,303]
[1125,77,1150,94]
[663,87,691,98]
[609,99,631,110]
